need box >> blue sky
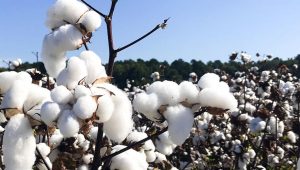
[0,0,300,67]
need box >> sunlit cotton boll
[78,10,101,33]
[73,95,97,120]
[179,81,199,104]
[46,0,89,28]
[97,83,133,143]
[79,50,107,84]
[197,73,220,89]
[198,88,237,111]
[155,131,176,155]
[42,55,66,78]
[41,102,63,126]
[0,71,18,94]
[146,81,180,106]
[23,84,51,113]
[133,92,161,121]
[0,80,29,110]
[51,85,73,104]
[3,114,36,170]
[163,104,194,145]
[56,57,88,90]
[287,131,297,143]
[74,85,91,99]
[95,94,114,123]
[49,129,64,148]
[58,110,80,138]
[110,145,148,170]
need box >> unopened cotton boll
[110,145,148,170]
[133,92,161,121]
[79,50,107,84]
[163,104,194,145]
[41,102,62,126]
[198,73,220,89]
[78,10,101,33]
[58,110,80,138]
[51,85,73,104]
[95,94,114,123]
[3,114,36,170]
[146,81,180,106]
[1,80,29,110]
[198,88,237,111]
[73,95,97,120]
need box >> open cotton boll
[0,71,18,94]
[42,55,66,78]
[79,51,107,84]
[78,10,101,33]
[110,145,148,170]
[95,83,133,143]
[133,92,161,121]
[163,104,194,145]
[82,154,93,164]
[51,85,73,104]
[217,81,230,92]
[58,110,80,138]
[3,114,36,170]
[95,94,114,123]
[198,88,237,111]
[49,129,64,148]
[126,131,155,151]
[37,143,51,157]
[73,95,97,120]
[287,131,297,143]
[74,85,91,98]
[41,102,62,126]
[23,84,51,113]
[179,81,199,104]
[197,73,220,89]
[1,80,29,110]
[146,81,180,105]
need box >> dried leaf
[92,76,113,85]
[205,107,228,115]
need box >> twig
[80,0,106,18]
[91,123,104,170]
[36,147,51,170]
[108,0,118,17]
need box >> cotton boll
[51,85,73,104]
[217,81,230,92]
[1,80,29,110]
[179,81,199,104]
[155,131,176,155]
[42,55,66,78]
[74,85,91,99]
[82,154,93,164]
[58,110,80,138]
[95,94,114,123]
[110,145,148,170]
[40,102,62,126]
[49,129,64,148]
[78,10,101,33]
[3,114,36,170]
[145,151,156,162]
[97,83,133,143]
[79,50,107,84]
[249,117,266,132]
[198,88,237,111]
[133,92,161,121]
[73,95,97,120]
[88,126,98,141]
[287,131,297,143]
[198,73,220,89]
[23,84,51,113]
[126,131,155,151]
[163,105,194,145]
[0,71,18,94]
[146,81,180,105]
[37,143,51,157]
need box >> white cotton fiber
[3,114,36,170]
[46,0,89,26]
[56,57,88,90]
[96,83,133,143]
[0,71,18,94]
[287,131,297,143]
[133,92,161,121]
[23,84,51,113]
[198,88,237,111]
[78,10,101,33]
[155,131,176,155]
[146,81,180,105]
[58,110,80,138]
[95,94,114,123]
[42,55,66,78]
[73,95,97,120]
[163,105,194,145]
[51,85,73,104]
[197,73,220,89]
[74,85,91,98]
[40,102,62,126]
[126,131,155,151]
[1,80,29,110]
[110,145,148,170]
[79,51,107,84]
[49,129,64,148]
[179,81,199,104]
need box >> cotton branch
[80,0,106,18]
[36,147,51,170]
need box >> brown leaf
[205,107,229,115]
[92,76,113,85]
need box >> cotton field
[0,0,300,170]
